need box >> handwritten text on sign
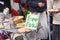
[25,13,39,30]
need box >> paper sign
[25,13,39,30]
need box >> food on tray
[16,23,24,28]
[3,22,12,30]
[0,23,4,28]
[4,26,11,30]
[8,18,13,22]
[0,26,4,29]
[13,16,24,24]
[14,16,23,21]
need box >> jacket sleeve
[47,0,54,10]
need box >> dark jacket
[0,0,5,12]
[28,0,47,13]
[0,0,11,12]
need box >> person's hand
[57,8,60,11]
[48,9,59,14]
[17,27,30,33]
[38,2,45,7]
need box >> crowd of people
[0,0,49,40]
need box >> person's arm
[17,27,30,33]
[47,0,58,14]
